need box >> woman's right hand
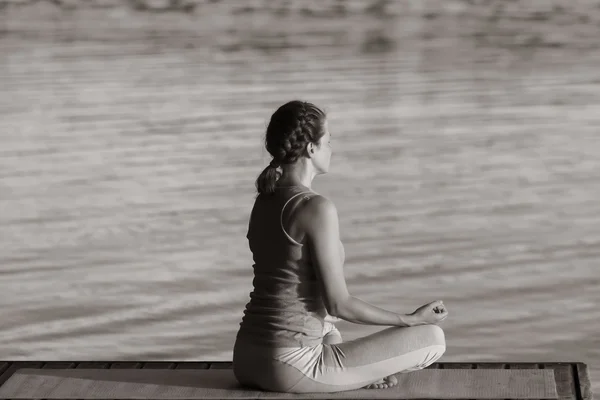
[411,300,448,325]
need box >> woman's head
[255,100,330,195]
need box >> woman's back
[236,186,328,348]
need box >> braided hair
[255,100,327,195]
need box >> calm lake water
[1,0,599,392]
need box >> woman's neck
[278,165,315,189]
[275,180,310,189]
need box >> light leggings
[233,324,446,394]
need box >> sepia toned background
[1,0,598,393]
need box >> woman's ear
[306,143,315,157]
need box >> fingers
[432,302,448,316]
[437,309,448,322]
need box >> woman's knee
[404,324,446,349]
[425,324,446,347]
[401,325,446,372]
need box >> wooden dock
[0,361,592,400]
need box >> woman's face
[313,120,332,174]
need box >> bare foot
[362,374,398,389]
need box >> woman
[233,100,448,393]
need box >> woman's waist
[236,319,325,347]
[240,310,324,329]
[235,333,303,350]
[244,299,327,316]
[235,330,323,356]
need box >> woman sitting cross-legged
[233,100,449,394]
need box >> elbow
[328,306,340,318]
[329,294,350,318]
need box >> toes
[364,376,398,390]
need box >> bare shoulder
[297,194,339,234]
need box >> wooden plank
[574,362,592,400]
[0,360,587,400]
[76,362,110,369]
[544,363,577,400]
[430,362,474,400]
[0,361,44,387]
[508,364,541,400]
[474,360,508,400]
[142,362,176,369]
[42,362,77,369]
[426,364,441,400]
[110,362,143,369]
[209,361,233,369]
[174,362,210,369]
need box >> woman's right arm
[302,196,420,327]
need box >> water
[1,0,599,392]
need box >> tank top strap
[280,189,317,244]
